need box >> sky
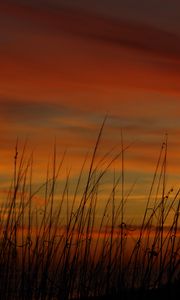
[1,0,180,223]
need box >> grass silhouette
[0,121,180,299]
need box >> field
[0,123,180,299]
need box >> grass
[0,121,180,299]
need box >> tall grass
[0,123,180,299]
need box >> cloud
[1,1,180,61]
[1,0,180,106]
[0,99,71,124]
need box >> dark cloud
[0,99,73,125]
[1,1,180,61]
[0,98,102,135]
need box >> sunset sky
[1,0,180,222]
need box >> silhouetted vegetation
[0,122,179,299]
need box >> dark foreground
[74,284,180,300]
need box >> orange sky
[1,0,180,224]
